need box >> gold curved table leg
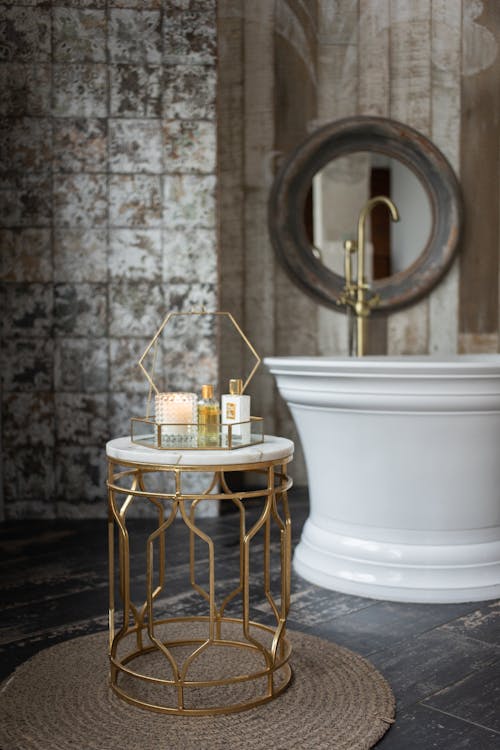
[107,456,293,715]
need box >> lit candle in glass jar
[155,392,197,446]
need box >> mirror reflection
[309,152,433,280]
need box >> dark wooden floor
[1,488,499,749]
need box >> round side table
[106,435,294,715]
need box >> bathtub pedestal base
[294,517,500,604]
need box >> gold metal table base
[107,453,293,715]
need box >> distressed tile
[0,117,52,172]
[53,174,107,227]
[55,393,109,445]
[109,229,162,280]
[2,392,55,447]
[109,391,148,438]
[110,0,160,7]
[108,9,161,63]
[369,629,500,709]
[54,228,107,283]
[163,120,216,173]
[307,600,476,657]
[163,9,216,64]
[0,173,52,227]
[55,446,107,503]
[375,704,500,750]
[1,283,53,339]
[164,0,216,10]
[165,281,217,316]
[162,227,217,283]
[159,283,218,382]
[0,228,52,282]
[55,502,108,520]
[109,118,163,173]
[3,446,55,510]
[162,174,216,227]
[0,64,51,117]
[52,0,107,7]
[0,0,51,6]
[54,283,107,337]
[162,64,216,120]
[0,183,19,227]
[161,327,217,392]
[53,118,107,173]
[0,7,51,62]
[268,586,372,630]
[423,661,500,734]
[54,338,109,393]
[53,8,106,62]
[109,337,151,393]
[109,174,161,227]
[55,500,107,519]
[110,65,162,117]
[108,280,164,337]
[440,601,500,646]
[52,64,107,118]
[0,338,53,392]
[4,496,56,521]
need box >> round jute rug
[0,630,395,750]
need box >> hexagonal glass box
[130,310,264,451]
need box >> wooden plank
[428,0,461,354]
[273,3,319,483]
[387,0,432,355]
[459,0,500,342]
[316,1,358,356]
[359,0,390,117]
[390,0,432,132]
[359,0,390,354]
[217,1,246,389]
[243,0,277,434]
[458,333,498,354]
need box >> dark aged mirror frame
[268,116,463,313]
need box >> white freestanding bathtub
[265,355,500,603]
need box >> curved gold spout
[354,195,399,356]
[356,196,399,296]
[339,196,400,356]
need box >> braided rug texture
[0,630,395,750]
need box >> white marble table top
[106,435,294,467]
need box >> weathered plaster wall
[0,1,218,519]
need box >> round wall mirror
[269,116,463,313]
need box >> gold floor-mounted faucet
[340,196,399,356]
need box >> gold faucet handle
[368,292,381,309]
[337,291,355,308]
[343,239,357,294]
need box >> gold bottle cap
[229,378,243,395]
[201,384,214,399]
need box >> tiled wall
[0,1,218,519]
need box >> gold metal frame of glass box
[130,416,264,450]
[132,310,263,452]
[138,309,261,406]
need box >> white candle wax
[155,392,197,444]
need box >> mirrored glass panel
[310,153,433,280]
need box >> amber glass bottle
[197,384,220,447]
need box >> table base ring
[110,616,293,715]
